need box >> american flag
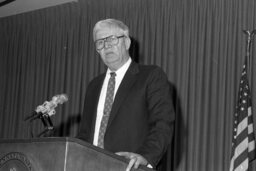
[230,60,256,171]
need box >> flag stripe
[237,117,248,135]
[236,128,248,147]
[234,138,248,159]
[234,143,248,169]
[248,141,255,152]
[248,124,253,134]
[234,158,248,171]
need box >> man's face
[94,27,130,71]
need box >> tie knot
[110,72,116,77]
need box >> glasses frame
[95,35,125,50]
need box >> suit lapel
[107,62,139,128]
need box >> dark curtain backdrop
[0,0,256,170]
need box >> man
[77,18,175,171]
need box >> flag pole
[243,30,256,86]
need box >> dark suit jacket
[77,61,175,168]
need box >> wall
[0,0,77,18]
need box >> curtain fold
[0,0,256,170]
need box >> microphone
[24,94,68,121]
[24,111,42,121]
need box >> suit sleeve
[136,67,175,167]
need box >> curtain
[0,0,256,170]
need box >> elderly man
[77,18,175,171]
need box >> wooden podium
[0,137,153,171]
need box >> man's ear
[125,37,131,50]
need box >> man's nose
[104,41,112,49]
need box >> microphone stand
[36,114,54,137]
[27,111,55,138]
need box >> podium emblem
[0,152,33,171]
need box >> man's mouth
[105,51,114,56]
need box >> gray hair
[93,19,129,41]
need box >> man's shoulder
[138,64,161,70]
[131,61,162,72]
[136,63,165,75]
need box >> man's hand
[115,152,148,171]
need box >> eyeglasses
[95,35,125,50]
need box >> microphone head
[35,94,68,114]
[54,94,68,104]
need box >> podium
[0,137,152,171]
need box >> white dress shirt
[93,58,132,146]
